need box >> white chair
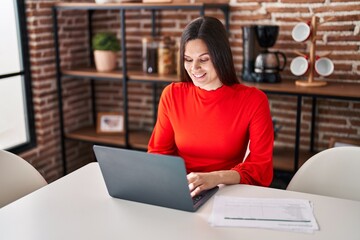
[0,150,47,208]
[286,146,360,201]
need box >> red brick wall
[21,0,359,182]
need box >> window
[0,0,35,152]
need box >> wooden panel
[62,68,124,80]
[65,126,152,150]
[242,80,360,99]
[62,68,180,83]
[62,68,360,99]
[66,126,125,146]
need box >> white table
[1,162,359,240]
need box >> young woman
[148,16,274,196]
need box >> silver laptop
[93,145,219,212]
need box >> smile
[192,73,206,78]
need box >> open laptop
[93,145,219,212]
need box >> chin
[192,78,207,85]
[192,81,206,88]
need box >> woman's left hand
[187,172,219,197]
[187,170,240,197]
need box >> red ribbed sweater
[148,82,273,186]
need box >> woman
[148,16,273,197]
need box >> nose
[191,59,201,71]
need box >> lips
[192,72,206,78]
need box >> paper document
[210,196,319,233]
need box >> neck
[197,82,223,91]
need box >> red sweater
[148,82,273,186]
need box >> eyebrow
[184,53,209,58]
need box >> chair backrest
[286,146,360,201]
[0,150,47,208]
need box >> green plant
[92,32,120,51]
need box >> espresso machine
[242,25,286,83]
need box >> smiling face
[184,39,222,91]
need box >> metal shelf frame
[52,3,230,175]
[243,81,360,173]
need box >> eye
[184,57,192,62]
[199,58,209,63]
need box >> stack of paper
[210,196,319,233]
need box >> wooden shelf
[242,80,360,99]
[65,126,151,150]
[62,68,124,80]
[63,68,360,99]
[61,68,180,83]
[66,126,311,172]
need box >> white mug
[290,56,309,76]
[315,57,334,76]
[292,22,311,42]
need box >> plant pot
[94,50,117,72]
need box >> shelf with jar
[53,2,230,175]
[62,68,180,83]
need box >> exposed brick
[237,0,276,2]
[331,54,360,61]
[313,4,360,13]
[317,24,354,32]
[316,45,358,51]
[350,119,360,127]
[328,35,360,42]
[232,14,272,21]
[266,7,309,13]
[281,0,324,3]
[21,0,360,183]
[230,5,261,11]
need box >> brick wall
[21,0,359,182]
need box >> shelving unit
[52,2,230,175]
[52,3,358,177]
[243,79,360,173]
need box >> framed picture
[329,137,360,148]
[96,112,124,134]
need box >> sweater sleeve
[231,91,274,186]
[148,85,177,155]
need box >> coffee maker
[242,25,286,83]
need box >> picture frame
[329,137,360,148]
[96,112,124,134]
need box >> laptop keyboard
[191,187,219,208]
[192,193,204,205]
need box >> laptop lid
[93,145,218,212]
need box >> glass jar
[158,37,176,75]
[142,37,159,74]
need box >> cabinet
[52,3,230,175]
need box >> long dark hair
[179,16,239,85]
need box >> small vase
[94,50,117,72]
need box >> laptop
[93,145,219,212]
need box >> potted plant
[92,32,121,72]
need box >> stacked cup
[290,22,334,77]
[290,56,334,77]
